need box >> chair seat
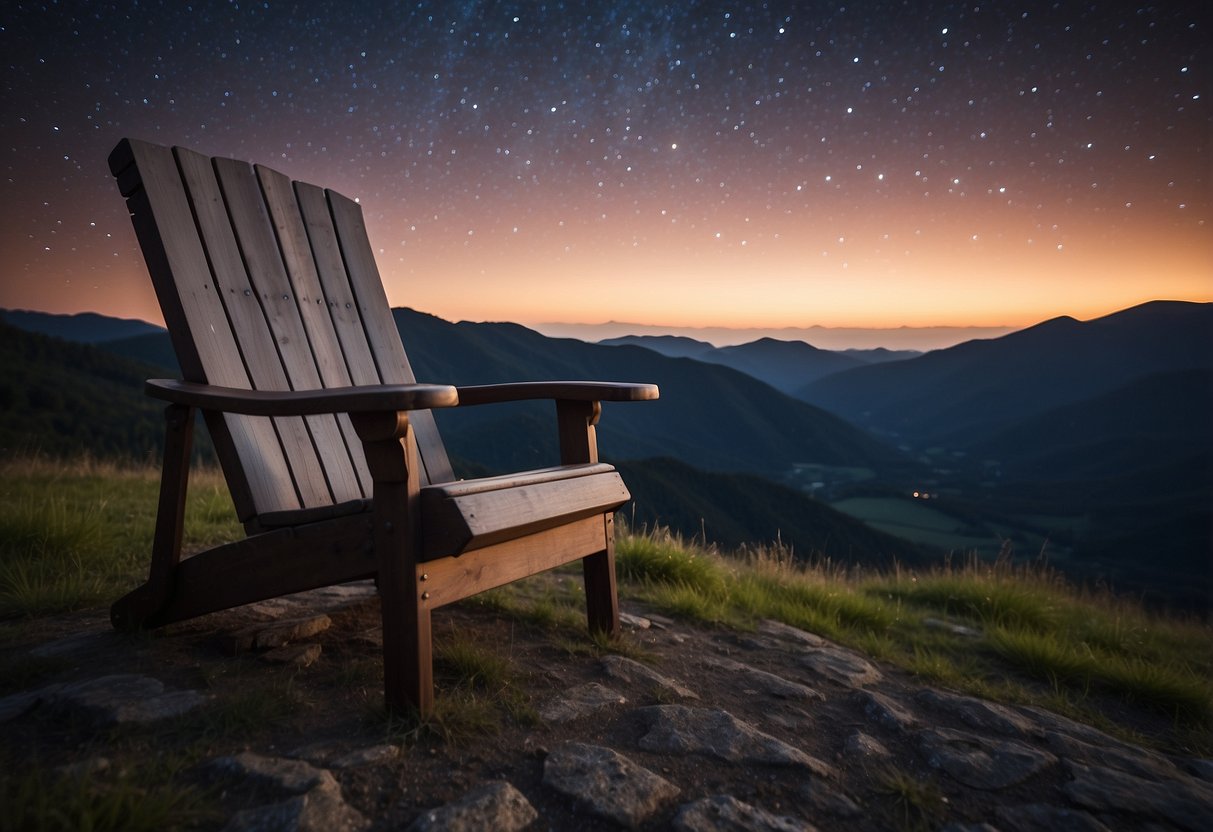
[420,463,629,559]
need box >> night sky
[2,1,1209,345]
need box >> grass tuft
[0,763,214,832]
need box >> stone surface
[797,645,882,687]
[703,656,824,701]
[539,682,627,722]
[1064,760,1213,832]
[262,643,323,667]
[797,778,861,818]
[56,674,204,726]
[918,727,1057,790]
[406,781,538,832]
[672,794,816,832]
[331,744,400,769]
[602,654,698,700]
[756,619,825,648]
[916,689,1039,738]
[211,751,337,795]
[923,617,982,638]
[854,689,918,732]
[212,752,367,832]
[843,730,892,760]
[543,742,680,828]
[994,802,1112,832]
[222,781,368,832]
[29,630,116,658]
[637,705,832,777]
[228,613,332,652]
[619,611,652,629]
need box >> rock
[916,689,1038,738]
[1038,727,1180,782]
[602,655,698,700]
[619,612,652,629]
[406,781,538,832]
[757,620,826,648]
[222,780,368,832]
[211,751,337,795]
[302,582,376,605]
[1064,760,1213,832]
[56,674,205,726]
[703,656,824,701]
[994,802,1111,831]
[637,705,832,777]
[938,824,1000,832]
[843,730,892,761]
[1185,758,1213,782]
[0,684,63,723]
[212,753,367,832]
[227,614,332,652]
[672,794,815,832]
[539,682,626,723]
[798,777,861,818]
[29,630,116,658]
[854,689,918,732]
[262,643,323,667]
[543,742,680,827]
[918,727,1057,790]
[923,617,982,638]
[331,744,400,769]
[797,645,882,687]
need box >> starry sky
[2,1,1209,345]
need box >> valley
[2,300,1209,611]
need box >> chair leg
[112,404,193,630]
[583,515,620,636]
[380,559,433,714]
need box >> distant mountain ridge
[0,309,164,343]
[599,334,918,393]
[0,318,920,569]
[799,300,1213,451]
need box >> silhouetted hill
[598,335,715,358]
[799,300,1213,450]
[616,458,929,568]
[0,309,164,343]
[973,369,1213,483]
[102,331,181,370]
[392,308,906,477]
[0,320,180,460]
[599,334,916,393]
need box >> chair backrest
[110,139,454,523]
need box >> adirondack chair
[107,138,658,713]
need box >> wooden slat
[173,147,331,508]
[420,470,629,558]
[138,512,378,627]
[326,190,454,485]
[119,139,296,517]
[418,515,609,609]
[256,164,372,496]
[295,182,383,387]
[214,156,365,504]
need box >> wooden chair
[108,138,658,713]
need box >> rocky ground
[2,579,1211,831]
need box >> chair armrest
[145,379,459,416]
[455,381,659,407]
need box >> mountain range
[2,301,1209,608]
[599,335,918,393]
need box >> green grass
[0,456,241,618]
[2,458,1209,753]
[0,762,215,832]
[618,525,1213,748]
